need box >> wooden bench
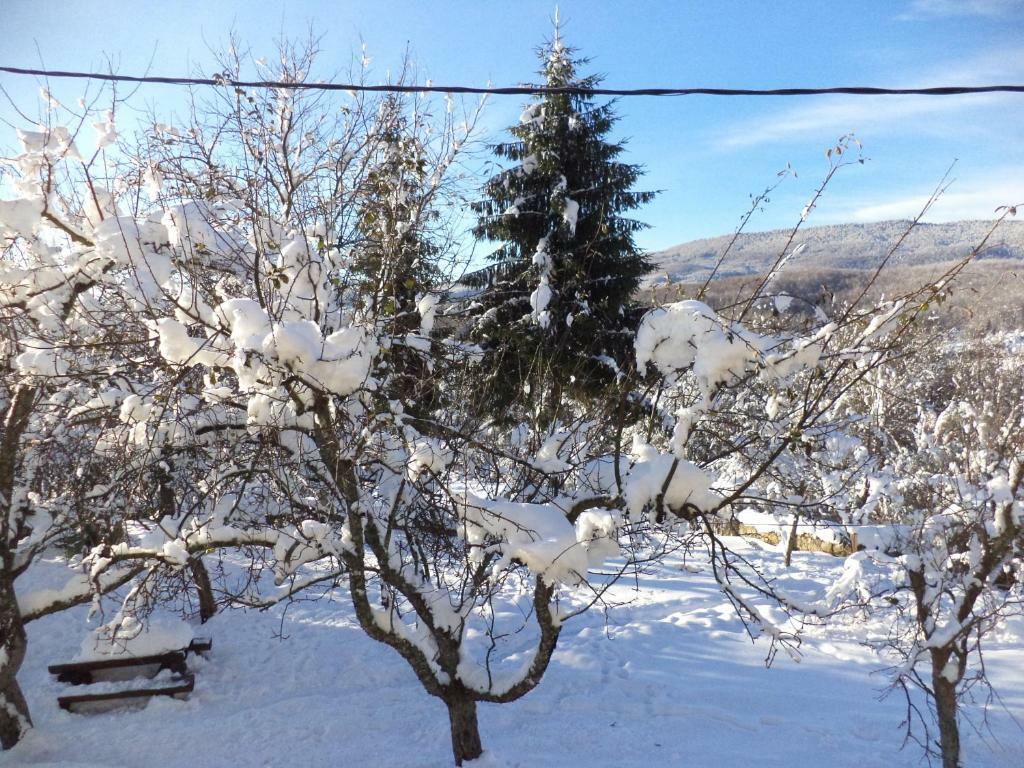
[49,637,211,712]
[58,673,196,713]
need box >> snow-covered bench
[56,671,197,714]
[49,637,212,684]
[49,636,211,713]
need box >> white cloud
[899,0,1018,19]
[715,94,1002,149]
[713,47,1024,150]
[826,169,1023,224]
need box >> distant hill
[646,220,1024,286]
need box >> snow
[561,197,579,235]
[635,300,764,389]
[118,394,151,425]
[578,454,626,496]
[418,293,439,336]
[531,238,552,274]
[3,94,1021,768]
[774,293,795,313]
[460,494,594,586]
[573,508,620,565]
[0,198,44,238]
[143,165,163,199]
[851,525,909,553]
[213,298,271,349]
[859,300,908,344]
[92,112,118,150]
[645,220,1024,286]
[215,297,374,392]
[529,276,552,328]
[519,104,542,126]
[407,437,453,480]
[624,439,721,517]
[532,431,572,474]
[76,617,194,662]
[12,546,1024,767]
[265,319,324,367]
[154,318,227,368]
[161,202,236,256]
[633,300,825,452]
[15,339,68,377]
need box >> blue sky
[1,0,1022,251]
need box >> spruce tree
[470,29,655,420]
[351,96,440,321]
[350,96,441,416]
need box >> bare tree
[830,334,1023,768]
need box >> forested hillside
[647,220,1024,284]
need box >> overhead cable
[1,65,1022,98]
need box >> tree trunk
[784,511,800,567]
[189,557,217,624]
[0,578,32,750]
[445,690,483,766]
[0,675,31,751]
[933,661,961,768]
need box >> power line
[1,65,1023,98]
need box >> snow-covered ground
[8,539,1024,768]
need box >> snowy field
[8,539,1024,768]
